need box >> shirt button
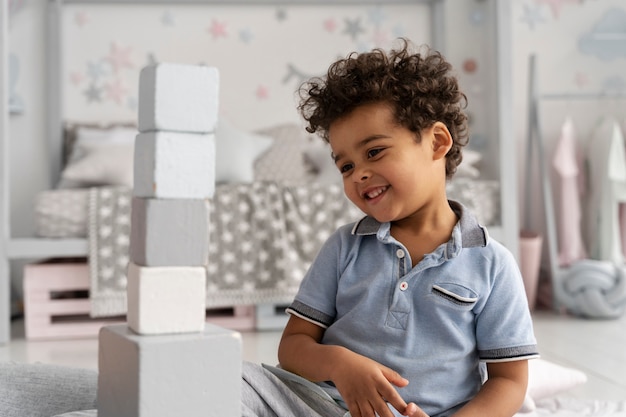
[400,281,408,291]
[396,249,405,259]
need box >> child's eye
[339,163,353,173]
[367,148,383,158]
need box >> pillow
[302,140,342,185]
[0,362,97,417]
[254,123,316,184]
[215,120,274,183]
[526,359,587,401]
[456,148,482,178]
[63,124,136,164]
[59,124,137,188]
[60,142,134,187]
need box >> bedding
[87,182,363,317]
[35,178,501,240]
[34,121,501,317]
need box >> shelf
[7,238,88,259]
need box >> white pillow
[61,142,134,187]
[302,140,341,184]
[456,148,482,178]
[527,359,587,401]
[486,359,587,414]
[59,125,137,188]
[215,120,274,183]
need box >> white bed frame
[0,0,517,344]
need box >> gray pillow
[53,411,97,417]
[0,362,97,417]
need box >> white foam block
[126,262,207,335]
[99,323,241,417]
[134,131,216,199]
[138,63,219,133]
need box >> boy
[276,39,538,417]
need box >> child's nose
[352,166,370,182]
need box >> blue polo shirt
[286,201,539,417]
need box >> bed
[34,121,500,318]
[1,0,518,338]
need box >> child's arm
[451,360,528,417]
[278,315,428,417]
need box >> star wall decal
[324,18,337,33]
[282,63,319,86]
[276,8,287,22]
[534,0,581,20]
[103,78,129,105]
[574,72,589,89]
[392,24,406,38]
[83,83,102,103]
[520,3,545,29]
[343,17,365,41]
[372,29,389,47]
[368,7,386,26]
[74,11,89,27]
[161,10,175,26]
[239,28,254,43]
[86,60,108,82]
[256,85,269,100]
[105,43,134,74]
[208,19,228,39]
[70,71,84,86]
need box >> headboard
[46,0,443,183]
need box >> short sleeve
[475,248,539,361]
[286,228,348,328]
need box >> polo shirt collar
[350,200,488,251]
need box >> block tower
[97,63,242,417]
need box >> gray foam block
[130,197,209,267]
[98,324,242,417]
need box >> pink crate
[23,261,256,340]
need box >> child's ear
[431,122,453,160]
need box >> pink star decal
[574,72,590,89]
[75,11,89,27]
[105,42,134,74]
[208,20,228,39]
[70,71,84,86]
[324,18,337,33]
[371,30,389,48]
[256,85,269,100]
[103,78,129,105]
[534,0,580,19]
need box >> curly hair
[298,39,469,178]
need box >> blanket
[88,183,363,317]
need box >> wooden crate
[23,261,255,340]
[255,303,290,331]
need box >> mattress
[35,178,501,239]
[35,188,89,238]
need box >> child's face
[328,102,450,224]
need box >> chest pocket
[431,283,478,311]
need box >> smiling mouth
[364,186,389,200]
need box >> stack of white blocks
[98,63,241,417]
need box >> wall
[7,0,626,261]
[8,0,48,237]
[512,0,626,266]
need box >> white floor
[1,310,625,402]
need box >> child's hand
[330,351,429,417]
[403,402,429,417]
